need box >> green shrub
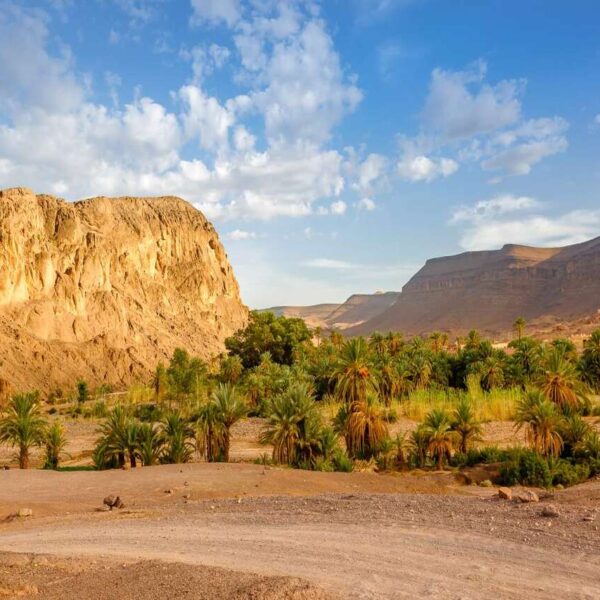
[452,446,508,467]
[331,450,353,472]
[550,459,590,487]
[499,450,552,488]
[134,403,164,423]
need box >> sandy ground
[1,464,599,599]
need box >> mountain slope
[0,187,248,393]
[348,238,600,337]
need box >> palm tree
[376,353,399,406]
[160,410,195,464]
[0,393,47,469]
[465,330,482,350]
[208,384,247,462]
[479,354,505,391]
[581,329,600,391]
[537,348,587,411]
[451,398,482,454]
[219,355,244,384]
[123,420,141,468]
[369,332,387,358]
[96,404,129,468]
[409,424,430,468]
[332,338,375,406]
[513,317,526,341]
[260,382,319,466]
[138,423,163,466]
[385,332,404,356]
[558,414,591,458]
[408,352,432,389]
[423,408,455,469]
[43,421,68,470]
[429,331,449,353]
[343,396,388,459]
[515,390,563,458]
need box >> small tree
[513,317,526,341]
[44,422,68,470]
[77,380,89,404]
[451,398,482,454]
[0,393,47,469]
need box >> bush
[550,459,590,487]
[134,403,164,423]
[499,450,552,488]
[452,446,507,468]
[331,450,353,472]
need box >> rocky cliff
[0,188,248,394]
[348,238,600,337]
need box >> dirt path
[2,490,599,599]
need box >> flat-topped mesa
[0,187,248,393]
[347,237,600,338]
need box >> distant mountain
[347,238,600,338]
[261,291,400,330]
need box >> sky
[1,0,599,308]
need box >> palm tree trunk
[223,431,230,463]
[19,445,29,469]
[130,453,137,468]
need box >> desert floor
[1,462,599,600]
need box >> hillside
[0,188,248,394]
[262,291,400,330]
[348,238,600,337]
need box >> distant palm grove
[1,311,600,489]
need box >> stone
[479,479,493,488]
[540,504,560,518]
[515,490,539,504]
[0,187,248,392]
[497,487,512,500]
[17,508,33,518]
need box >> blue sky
[1,0,599,307]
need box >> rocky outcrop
[348,238,600,337]
[0,188,247,393]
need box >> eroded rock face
[349,239,600,337]
[0,188,248,393]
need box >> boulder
[17,508,33,518]
[515,490,539,503]
[497,487,512,500]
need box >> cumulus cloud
[190,0,241,27]
[397,61,568,180]
[450,194,600,250]
[397,155,458,182]
[423,60,522,141]
[330,200,347,215]
[0,2,363,220]
[226,229,257,240]
[355,197,376,211]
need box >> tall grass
[400,386,521,422]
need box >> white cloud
[451,194,539,223]
[190,0,241,27]
[423,60,522,141]
[396,61,568,180]
[330,200,347,215]
[353,153,387,192]
[450,194,600,250]
[0,3,360,221]
[356,197,376,211]
[302,258,354,269]
[226,229,257,240]
[397,154,458,182]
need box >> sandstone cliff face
[348,239,600,337]
[0,188,248,393]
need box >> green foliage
[43,421,67,470]
[76,380,89,404]
[0,392,47,469]
[166,348,208,399]
[499,450,552,488]
[225,311,311,368]
[550,459,591,487]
